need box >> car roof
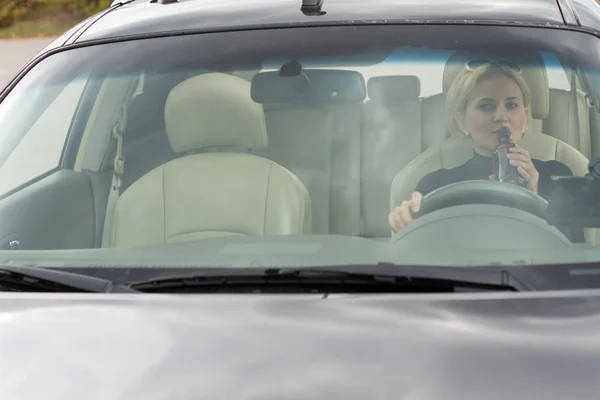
[37,0,600,55]
[69,0,569,42]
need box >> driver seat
[389,50,598,244]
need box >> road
[0,37,57,87]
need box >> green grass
[0,12,82,38]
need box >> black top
[415,151,584,242]
[416,151,573,197]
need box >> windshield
[2,24,600,283]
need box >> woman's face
[458,73,529,156]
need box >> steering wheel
[413,180,549,220]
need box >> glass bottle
[492,127,527,187]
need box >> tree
[0,0,112,29]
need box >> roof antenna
[301,0,326,16]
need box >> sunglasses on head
[465,59,523,74]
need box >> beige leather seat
[108,73,312,248]
[390,50,598,244]
[361,75,422,237]
[252,70,365,236]
[544,85,592,159]
[256,102,336,235]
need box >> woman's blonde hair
[445,62,532,138]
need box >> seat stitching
[162,165,166,244]
[112,197,119,246]
[254,103,267,148]
[567,91,575,148]
[170,230,244,238]
[263,161,273,235]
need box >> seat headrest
[164,73,268,153]
[367,75,420,102]
[442,51,549,120]
[251,69,366,105]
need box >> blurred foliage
[0,0,112,29]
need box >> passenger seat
[106,73,312,248]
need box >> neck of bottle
[498,132,511,146]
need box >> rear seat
[328,102,363,236]
[251,69,365,236]
[543,87,592,159]
[256,103,335,234]
[253,72,437,239]
[361,75,422,237]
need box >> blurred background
[0,0,111,86]
[0,0,111,38]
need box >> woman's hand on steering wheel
[389,191,423,232]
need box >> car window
[0,70,89,196]
[542,52,570,90]
[1,24,600,278]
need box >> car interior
[0,47,599,250]
[106,72,312,248]
[114,49,598,245]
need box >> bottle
[492,127,527,187]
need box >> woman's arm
[389,169,452,233]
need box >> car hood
[1,291,600,399]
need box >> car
[3,0,600,397]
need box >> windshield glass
[2,24,600,277]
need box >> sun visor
[251,70,366,104]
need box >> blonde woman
[389,61,574,233]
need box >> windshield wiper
[0,265,139,293]
[127,264,531,293]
